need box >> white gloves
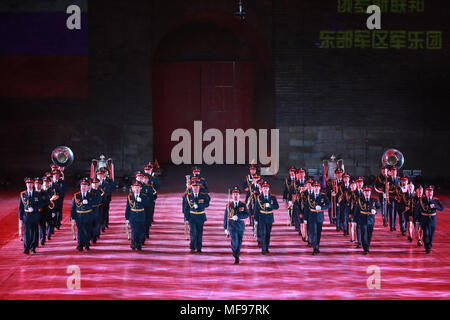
[225,229,229,236]
[126,220,130,224]
[194,204,198,209]
[371,209,376,214]
[331,192,336,197]
[288,201,292,207]
[430,204,435,208]
[52,213,56,218]
[232,215,238,221]
[136,197,141,202]
[383,193,387,199]
[315,205,321,210]
[28,207,34,212]
[265,203,271,208]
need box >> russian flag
[0,0,88,98]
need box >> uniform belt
[309,209,322,213]
[421,212,436,216]
[131,208,145,212]
[25,209,35,213]
[190,211,205,214]
[77,209,93,213]
[360,211,372,215]
[260,210,273,214]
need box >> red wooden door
[153,61,252,163]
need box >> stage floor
[0,190,449,300]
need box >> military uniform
[41,178,58,241]
[303,184,330,255]
[254,183,279,254]
[373,168,389,227]
[141,180,157,239]
[125,186,149,251]
[414,188,444,253]
[387,173,401,231]
[337,176,352,236]
[283,167,297,227]
[89,181,105,243]
[353,188,381,254]
[353,180,365,247]
[183,182,210,253]
[224,187,249,264]
[245,174,260,234]
[19,178,47,254]
[144,164,160,224]
[70,182,95,251]
[51,170,67,229]
[98,168,116,229]
[33,178,50,246]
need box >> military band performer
[125,181,149,251]
[144,163,159,224]
[396,177,410,236]
[348,180,358,243]
[302,182,330,255]
[97,168,116,230]
[42,176,58,240]
[245,173,260,234]
[141,173,157,239]
[293,168,308,237]
[283,167,297,227]
[415,186,444,254]
[414,185,424,246]
[254,181,279,255]
[387,167,401,232]
[243,164,258,193]
[374,165,389,227]
[144,163,160,191]
[224,187,249,264]
[33,178,50,246]
[70,178,95,251]
[397,179,413,240]
[354,177,365,248]
[337,173,352,236]
[19,178,47,254]
[332,169,344,232]
[353,186,381,254]
[292,184,306,239]
[303,178,315,246]
[51,169,67,229]
[183,180,210,253]
[89,178,105,244]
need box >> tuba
[51,146,74,167]
[381,148,404,170]
[381,148,404,206]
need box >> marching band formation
[18,149,445,264]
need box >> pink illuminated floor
[0,191,449,299]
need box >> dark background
[0,0,449,189]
